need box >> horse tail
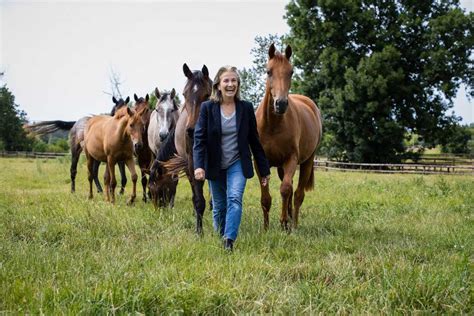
[162,155,188,178]
[304,150,316,192]
[25,120,76,136]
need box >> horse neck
[116,116,130,140]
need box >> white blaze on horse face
[158,97,174,137]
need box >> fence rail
[1,151,473,175]
[314,160,473,175]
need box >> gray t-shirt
[220,109,239,169]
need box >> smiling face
[217,70,239,101]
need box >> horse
[162,63,212,234]
[147,88,179,156]
[147,88,180,208]
[132,93,153,202]
[255,44,322,231]
[24,96,130,193]
[83,105,145,204]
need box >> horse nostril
[134,143,143,151]
[159,133,168,142]
[275,99,288,113]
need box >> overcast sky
[1,0,472,124]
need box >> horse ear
[155,87,161,99]
[112,96,118,104]
[145,94,149,102]
[127,107,133,117]
[183,63,193,79]
[202,65,209,78]
[269,43,276,59]
[170,88,176,99]
[285,45,292,60]
[134,94,138,102]
[125,96,130,104]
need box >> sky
[1,0,472,124]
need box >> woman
[193,65,270,251]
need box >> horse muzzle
[134,142,143,153]
[159,131,169,142]
[274,98,288,115]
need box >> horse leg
[293,155,315,229]
[118,161,127,195]
[125,158,138,205]
[86,156,94,200]
[106,158,117,203]
[92,159,103,193]
[70,144,81,193]
[104,163,111,202]
[141,168,148,202]
[277,167,292,220]
[188,175,205,235]
[280,157,297,232]
[256,164,272,230]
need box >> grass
[0,157,472,313]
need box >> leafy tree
[285,0,473,162]
[0,85,34,151]
[441,124,472,154]
[240,34,286,108]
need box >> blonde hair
[210,65,241,103]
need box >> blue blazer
[193,100,270,180]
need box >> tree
[240,34,286,108]
[285,0,473,162]
[0,85,34,151]
[441,124,472,154]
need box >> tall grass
[0,157,472,313]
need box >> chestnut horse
[163,64,212,234]
[256,44,322,230]
[83,106,145,204]
[133,93,153,202]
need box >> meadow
[0,157,472,314]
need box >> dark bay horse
[24,97,130,193]
[83,106,145,204]
[163,64,212,234]
[256,44,322,230]
[133,93,153,202]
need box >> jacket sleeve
[247,102,270,177]
[193,102,208,170]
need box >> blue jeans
[209,160,247,241]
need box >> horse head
[182,63,212,138]
[266,43,294,115]
[133,93,151,126]
[121,106,145,153]
[154,87,179,142]
[111,96,130,116]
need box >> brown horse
[256,44,322,230]
[163,63,212,234]
[133,93,153,202]
[83,106,145,204]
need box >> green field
[1,157,472,313]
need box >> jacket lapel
[236,100,243,132]
[212,101,222,138]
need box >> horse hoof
[119,189,125,195]
[127,198,135,205]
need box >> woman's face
[218,71,239,100]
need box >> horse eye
[267,70,272,76]
[290,70,294,76]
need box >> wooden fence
[1,151,473,175]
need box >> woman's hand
[261,175,270,187]
[194,168,205,181]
